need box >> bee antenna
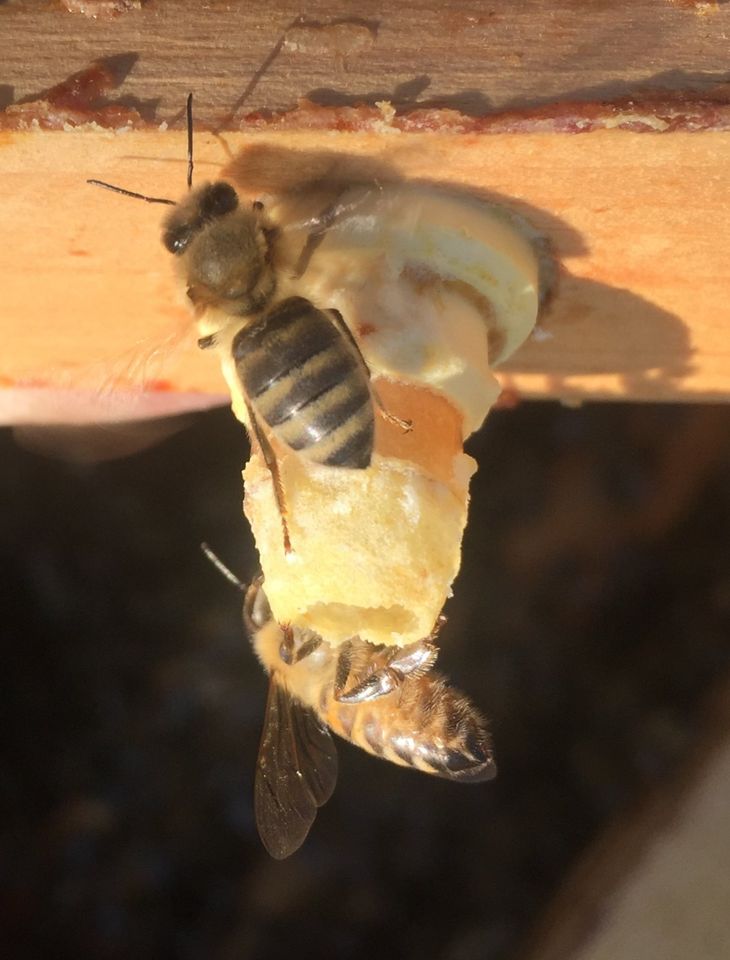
[86,179,176,205]
[200,542,245,591]
[89,94,194,202]
[186,92,194,191]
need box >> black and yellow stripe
[233,297,374,469]
[328,674,496,783]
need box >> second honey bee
[244,576,496,859]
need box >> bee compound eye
[251,584,273,628]
[163,223,193,255]
[202,182,239,219]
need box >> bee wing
[254,677,338,859]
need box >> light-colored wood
[1,0,729,419]
[1,123,728,420]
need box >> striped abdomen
[324,674,496,782]
[233,296,374,468]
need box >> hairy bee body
[164,183,375,470]
[323,667,492,780]
[244,578,495,858]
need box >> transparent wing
[254,677,338,859]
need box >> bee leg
[325,308,413,434]
[197,333,217,350]
[293,184,377,279]
[388,639,439,678]
[292,230,324,280]
[336,666,402,703]
[429,614,447,641]
[335,640,438,703]
[277,623,296,665]
[372,392,413,434]
[333,640,355,700]
[244,399,292,554]
[279,624,322,666]
[292,634,323,665]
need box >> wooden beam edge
[2,69,729,417]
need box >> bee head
[162,181,239,254]
[163,182,275,315]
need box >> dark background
[3,401,729,960]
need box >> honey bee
[89,95,408,551]
[244,575,496,859]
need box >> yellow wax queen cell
[193,180,542,648]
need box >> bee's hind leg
[293,183,381,280]
[335,638,439,703]
[372,391,412,434]
[244,399,292,554]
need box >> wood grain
[1,0,729,419]
[2,0,729,121]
